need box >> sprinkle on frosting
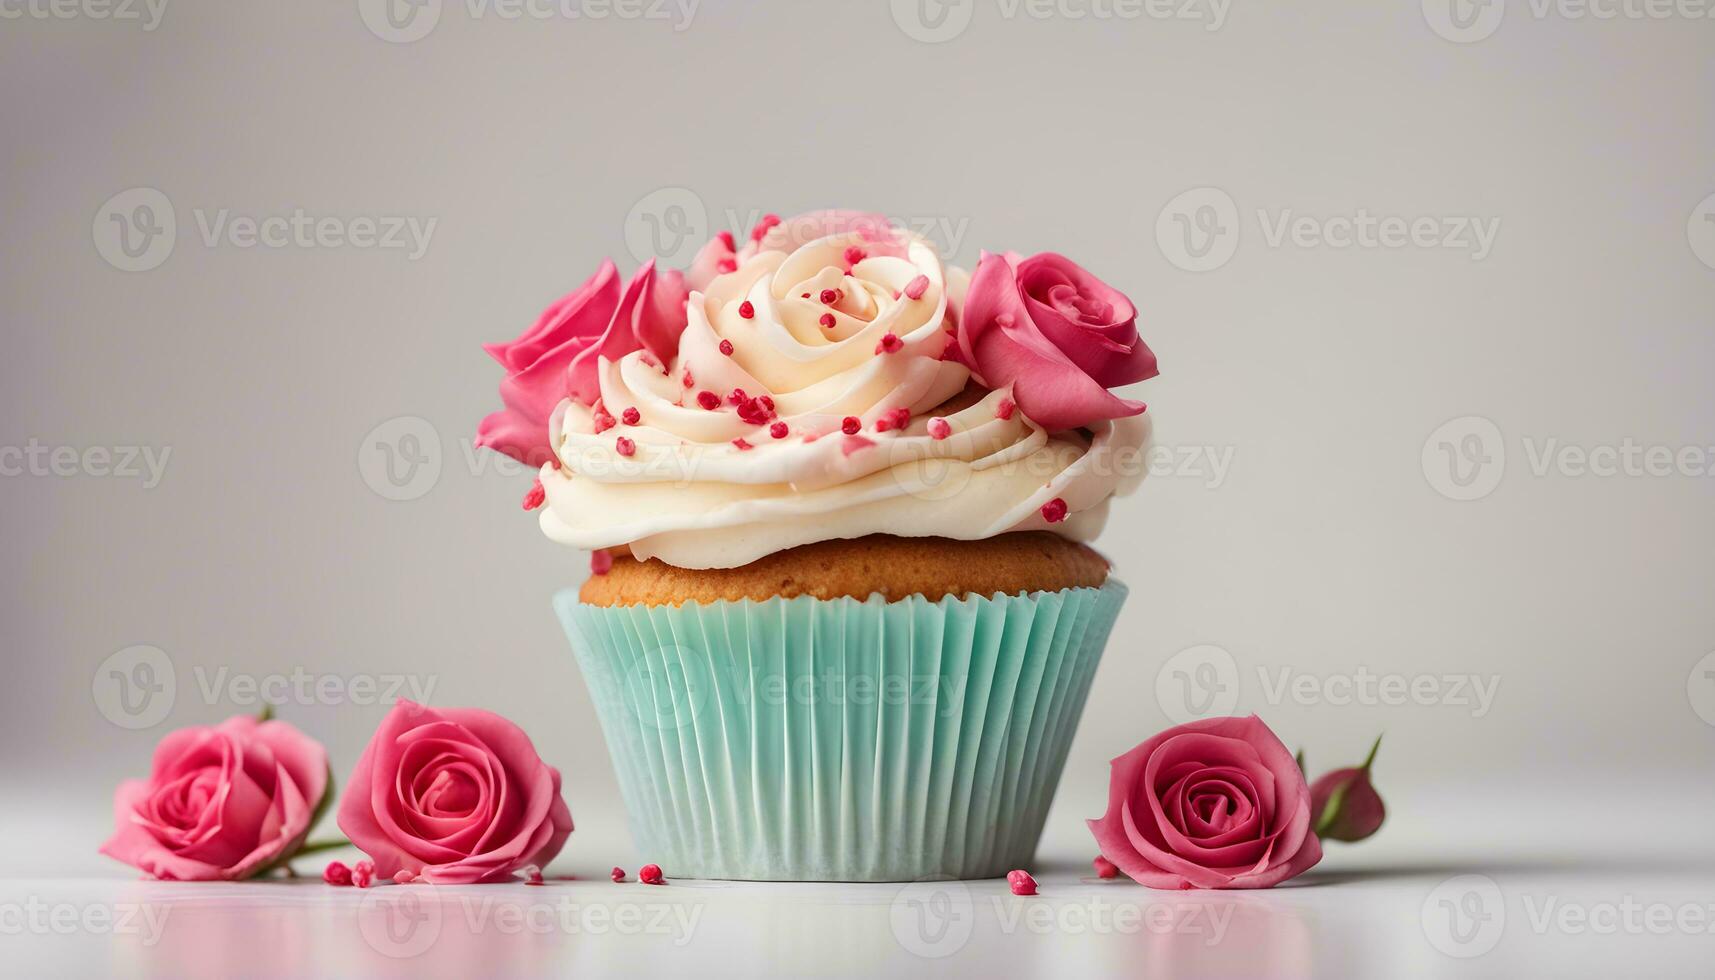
[1041,498,1068,523]
[875,333,903,354]
[841,416,862,435]
[614,436,635,457]
[770,421,789,439]
[738,300,755,319]
[621,407,641,425]
[696,390,720,410]
[904,274,930,300]
[719,339,734,356]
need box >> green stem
[293,839,351,857]
[1359,734,1382,773]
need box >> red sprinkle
[759,394,775,411]
[927,417,951,440]
[681,370,694,389]
[522,479,546,511]
[322,861,352,886]
[717,258,737,274]
[738,300,755,319]
[639,863,664,885]
[844,246,866,265]
[819,313,837,329]
[1041,498,1069,523]
[770,421,789,439]
[592,410,616,434]
[1007,869,1038,896]
[1093,856,1119,879]
[352,860,375,889]
[875,407,911,433]
[996,398,1016,421]
[736,397,774,425]
[728,387,749,406]
[875,333,903,354]
[716,230,736,251]
[819,288,838,304]
[719,339,735,356]
[841,416,862,435]
[903,274,930,300]
[615,436,636,457]
[750,213,781,242]
[621,407,641,425]
[696,390,721,410]
[610,867,626,883]
[590,550,613,575]
[732,438,754,451]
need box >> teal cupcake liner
[553,580,1127,881]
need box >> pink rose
[1089,716,1322,890]
[337,700,572,884]
[477,259,688,464]
[99,715,330,881]
[958,251,1158,431]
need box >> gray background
[2,0,1712,875]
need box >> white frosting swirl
[537,225,1150,569]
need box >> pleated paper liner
[555,580,1127,881]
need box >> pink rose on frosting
[1089,716,1322,890]
[337,700,572,884]
[99,715,331,881]
[957,251,1158,431]
[477,259,689,465]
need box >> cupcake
[478,210,1157,880]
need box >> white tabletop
[5,851,1711,979]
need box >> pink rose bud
[351,860,375,889]
[1310,735,1386,843]
[1007,870,1038,896]
[323,861,352,886]
[336,701,574,885]
[99,715,330,881]
[1092,856,1118,879]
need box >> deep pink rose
[337,700,572,884]
[958,251,1158,431]
[1089,716,1322,890]
[99,716,330,881]
[477,259,688,464]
